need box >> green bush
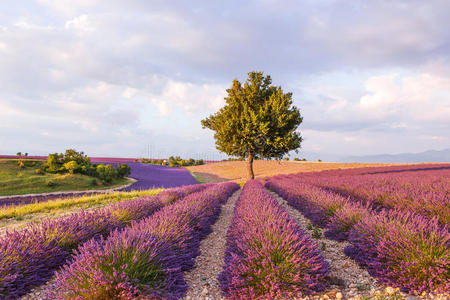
[96,164,117,183]
[63,161,78,174]
[117,164,131,177]
[35,169,43,175]
[45,153,63,173]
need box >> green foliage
[201,71,302,160]
[63,149,91,165]
[117,164,131,177]
[201,71,303,178]
[96,164,118,183]
[45,153,63,173]
[35,169,43,175]
[63,161,78,174]
[42,149,130,181]
[140,157,203,167]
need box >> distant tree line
[137,156,204,167]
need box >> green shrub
[35,169,43,175]
[46,153,63,173]
[96,164,117,183]
[117,164,131,178]
[63,161,78,174]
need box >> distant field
[0,159,131,196]
[187,160,398,183]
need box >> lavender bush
[346,210,449,294]
[219,180,329,299]
[50,182,239,299]
[0,183,209,299]
[265,179,369,240]
[52,230,186,299]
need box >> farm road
[183,188,241,299]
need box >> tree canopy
[201,71,303,179]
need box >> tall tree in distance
[201,71,303,179]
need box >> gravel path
[269,190,377,299]
[183,188,241,300]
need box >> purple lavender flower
[347,210,449,294]
[0,183,210,298]
[219,180,329,299]
[50,182,239,298]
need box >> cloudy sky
[0,0,449,159]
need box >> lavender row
[265,178,370,240]
[219,180,329,299]
[0,183,210,299]
[0,192,100,207]
[49,182,239,299]
[346,210,449,294]
[266,178,449,294]
[268,164,449,224]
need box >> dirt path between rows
[269,190,384,300]
[183,189,241,300]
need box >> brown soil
[187,161,397,183]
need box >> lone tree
[201,71,303,179]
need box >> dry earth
[187,161,396,183]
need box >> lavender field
[113,162,199,190]
[0,164,449,299]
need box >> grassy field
[0,189,163,234]
[0,159,132,196]
[187,160,398,183]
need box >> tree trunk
[247,152,255,179]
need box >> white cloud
[149,80,226,115]
[36,0,100,17]
[358,72,450,122]
[0,0,449,157]
[65,14,94,32]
